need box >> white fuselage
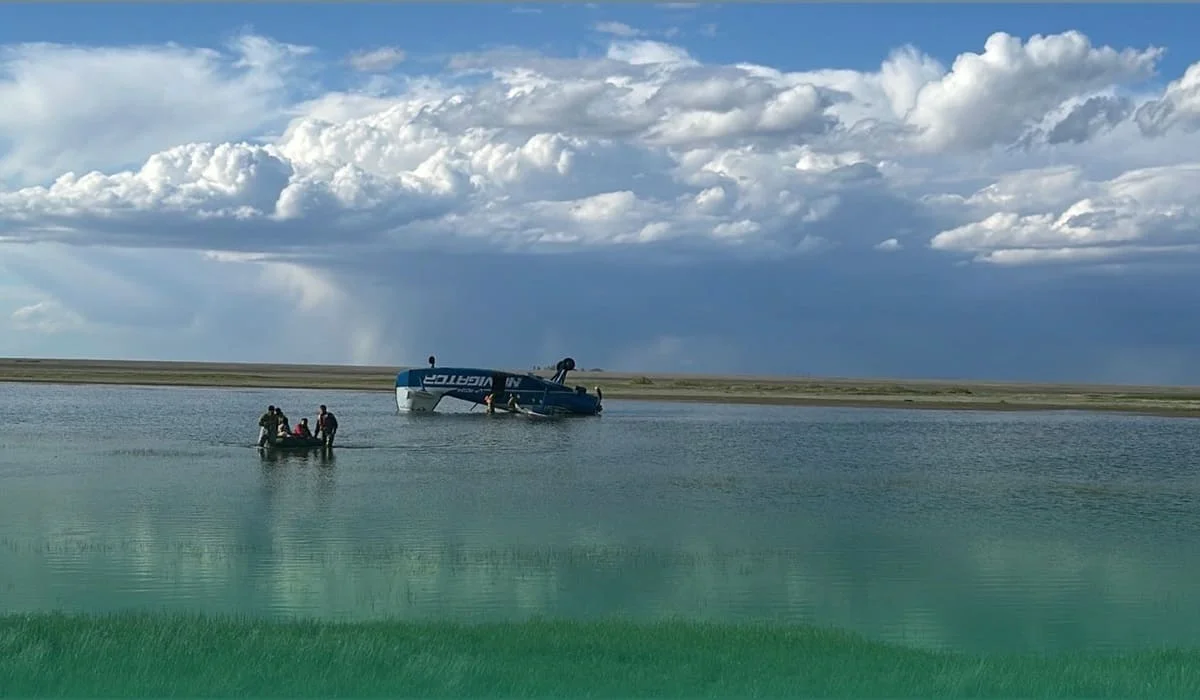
[396,387,447,413]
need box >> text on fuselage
[422,374,523,390]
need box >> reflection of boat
[396,357,603,416]
[259,445,336,466]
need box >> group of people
[257,404,338,447]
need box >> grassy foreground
[5,357,1200,416]
[3,613,1199,697]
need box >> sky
[4,3,1200,383]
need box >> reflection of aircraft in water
[395,356,603,417]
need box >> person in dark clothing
[316,405,338,447]
[258,405,277,446]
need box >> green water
[4,382,1200,657]
[5,613,1199,697]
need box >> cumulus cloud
[0,30,1175,258]
[1135,62,1200,136]
[1024,95,1135,147]
[0,33,314,186]
[903,31,1160,153]
[930,164,1200,264]
[5,25,1200,378]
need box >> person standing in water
[316,405,338,447]
[257,405,277,446]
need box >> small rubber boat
[261,435,327,450]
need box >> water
[3,382,1200,655]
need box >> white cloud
[1135,62,1200,136]
[0,33,314,187]
[903,31,1161,153]
[5,26,1200,373]
[1,29,1191,265]
[592,21,644,38]
[346,47,407,73]
[11,300,85,333]
[930,163,1200,263]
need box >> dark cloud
[276,246,1200,383]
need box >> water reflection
[4,521,1199,654]
[258,447,337,467]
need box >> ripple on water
[103,448,212,459]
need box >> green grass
[2,613,1200,697]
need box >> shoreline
[3,612,1198,696]
[4,357,1200,418]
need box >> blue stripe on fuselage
[395,367,600,415]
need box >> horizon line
[2,356,1198,393]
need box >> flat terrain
[4,357,1200,416]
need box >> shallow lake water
[3,381,1200,654]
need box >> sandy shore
[4,357,1200,417]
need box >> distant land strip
[4,357,1200,417]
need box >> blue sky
[3,3,1200,382]
[5,3,1197,78]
